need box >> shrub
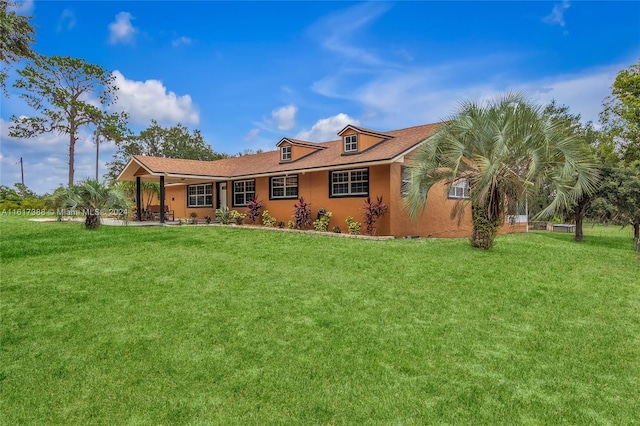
[362,195,388,235]
[277,221,285,228]
[262,210,277,227]
[229,210,246,225]
[205,215,212,224]
[215,206,231,224]
[247,195,262,223]
[332,226,341,233]
[293,197,312,229]
[190,211,198,224]
[313,210,332,232]
[345,216,361,235]
[287,220,295,229]
[0,201,20,211]
[19,198,47,210]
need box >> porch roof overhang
[117,157,228,185]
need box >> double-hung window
[233,179,256,206]
[281,146,292,161]
[344,134,358,152]
[330,168,369,197]
[401,166,411,197]
[270,175,298,199]
[449,179,470,199]
[187,183,213,207]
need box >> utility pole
[19,157,24,186]
[95,128,100,181]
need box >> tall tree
[9,55,125,186]
[589,161,640,240]
[600,60,640,163]
[406,93,600,250]
[541,100,602,242]
[0,0,36,95]
[106,120,228,179]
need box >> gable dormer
[337,125,394,155]
[276,138,326,163]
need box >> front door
[217,182,227,209]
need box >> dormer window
[344,134,358,152]
[281,145,292,161]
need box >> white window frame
[344,134,358,152]
[232,179,256,207]
[330,168,369,197]
[270,175,298,199]
[281,145,292,161]
[401,166,411,197]
[187,183,213,207]
[449,179,470,199]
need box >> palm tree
[56,179,130,229]
[406,93,600,249]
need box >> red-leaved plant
[293,197,312,229]
[362,195,388,235]
[246,195,262,223]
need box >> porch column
[135,176,142,221]
[159,175,165,224]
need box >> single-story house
[117,122,526,237]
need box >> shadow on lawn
[533,229,636,252]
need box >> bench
[146,205,174,221]
[552,224,575,233]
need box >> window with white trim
[233,179,256,206]
[187,183,213,207]
[449,179,470,199]
[270,175,298,199]
[344,134,358,152]
[401,166,411,197]
[330,168,369,197]
[281,145,291,161]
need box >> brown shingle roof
[126,122,442,180]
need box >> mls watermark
[1,208,129,216]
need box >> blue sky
[1,0,639,195]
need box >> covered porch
[117,156,227,224]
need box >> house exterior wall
[140,167,525,237]
[290,145,318,160]
[226,164,393,234]
[387,162,469,238]
[160,184,216,220]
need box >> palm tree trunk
[470,204,499,250]
[85,212,100,229]
[574,197,589,243]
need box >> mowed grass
[1,216,638,424]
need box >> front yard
[1,216,638,424]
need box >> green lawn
[1,216,638,424]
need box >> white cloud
[244,128,260,141]
[525,66,620,124]
[271,105,297,130]
[296,113,360,142]
[310,2,393,66]
[111,70,199,125]
[108,12,138,45]
[543,1,570,27]
[57,9,76,31]
[172,36,193,47]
